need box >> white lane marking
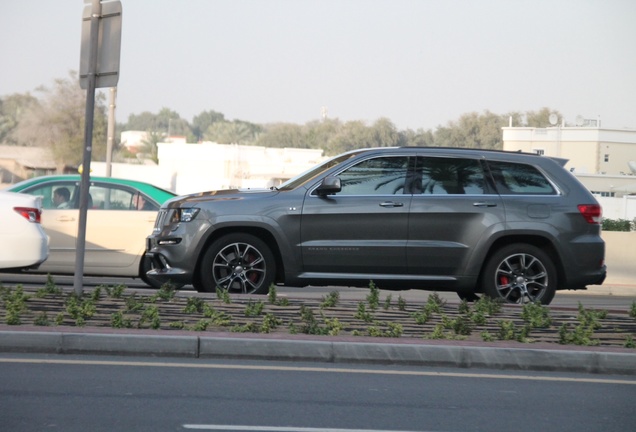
[182,426,434,432]
[1,357,634,385]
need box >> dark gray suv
[145,147,606,304]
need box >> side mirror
[316,176,341,196]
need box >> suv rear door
[406,155,505,278]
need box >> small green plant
[630,301,636,319]
[320,291,340,309]
[298,305,328,335]
[36,275,62,297]
[558,323,599,346]
[191,319,211,331]
[324,317,344,336]
[90,286,102,302]
[106,284,127,299]
[260,313,282,333]
[2,285,30,325]
[443,314,473,336]
[184,297,205,314]
[244,299,265,317]
[34,311,51,326]
[481,330,495,342]
[111,311,133,329]
[624,335,635,349]
[367,322,403,338]
[216,287,232,304]
[169,321,185,329]
[124,293,144,312]
[139,305,161,329]
[411,307,432,325]
[366,281,380,310]
[521,301,552,328]
[65,294,96,327]
[267,284,278,304]
[151,283,176,302]
[355,302,373,322]
[202,305,231,326]
[383,294,392,310]
[425,292,446,313]
[497,320,519,341]
[473,296,503,316]
[397,295,407,311]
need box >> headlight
[169,208,200,223]
[179,208,200,222]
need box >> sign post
[74,0,122,296]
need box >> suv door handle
[379,201,404,208]
[473,202,498,208]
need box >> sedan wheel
[200,233,275,294]
[482,244,556,305]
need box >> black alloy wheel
[200,233,275,294]
[481,243,556,305]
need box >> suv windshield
[277,152,360,191]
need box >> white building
[91,141,326,195]
[502,123,636,219]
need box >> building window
[604,154,609,162]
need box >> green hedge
[602,218,635,232]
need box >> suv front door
[300,155,412,277]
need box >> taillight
[577,204,602,224]
[14,207,42,223]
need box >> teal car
[6,175,176,287]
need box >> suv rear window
[488,161,556,195]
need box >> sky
[1,0,635,131]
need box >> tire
[139,254,185,289]
[481,243,556,305]
[199,233,276,294]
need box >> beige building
[502,125,636,197]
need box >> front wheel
[199,233,276,294]
[481,244,556,305]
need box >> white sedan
[0,191,49,270]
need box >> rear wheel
[199,233,275,294]
[481,243,556,305]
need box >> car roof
[7,175,177,202]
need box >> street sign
[79,0,122,89]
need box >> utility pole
[75,0,122,296]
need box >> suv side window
[412,157,486,195]
[488,161,556,195]
[338,156,409,195]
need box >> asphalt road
[1,354,635,432]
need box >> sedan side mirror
[316,176,341,196]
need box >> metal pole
[73,0,102,296]
[106,87,116,177]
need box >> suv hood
[165,188,278,207]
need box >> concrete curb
[1,330,635,376]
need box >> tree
[204,120,260,144]
[399,128,435,147]
[254,123,304,148]
[434,111,506,149]
[10,71,108,167]
[192,110,225,141]
[124,108,195,142]
[0,93,40,145]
